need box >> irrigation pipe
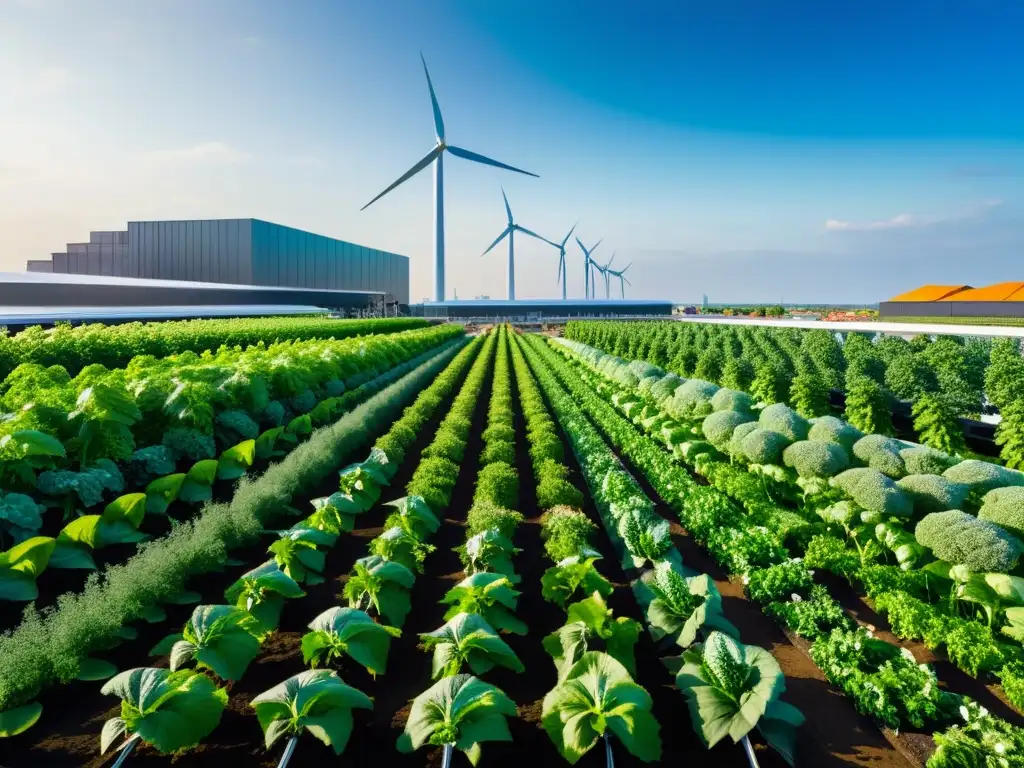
[277,735,299,768]
[742,735,761,768]
[111,734,140,768]
[441,742,454,768]
[604,732,615,768]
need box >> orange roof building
[940,282,1024,301]
[887,284,971,302]
[881,281,1024,320]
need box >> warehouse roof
[941,282,1024,301]
[887,284,971,302]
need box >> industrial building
[411,298,674,321]
[25,218,410,305]
[880,282,1024,320]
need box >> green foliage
[151,604,262,681]
[301,607,400,675]
[900,445,957,476]
[541,555,613,609]
[979,487,1024,540]
[701,410,755,451]
[251,669,372,755]
[674,631,804,763]
[915,510,1023,573]
[996,397,1024,470]
[0,536,56,601]
[224,560,305,631]
[844,375,893,436]
[782,440,849,479]
[852,434,907,479]
[710,387,754,414]
[996,660,1024,714]
[396,674,516,764]
[830,468,913,517]
[99,667,228,754]
[789,370,831,419]
[765,585,852,640]
[740,428,791,465]
[807,415,863,452]
[420,613,523,679]
[929,703,1024,768]
[541,651,662,765]
[441,572,527,635]
[541,506,598,562]
[543,592,642,679]
[473,462,519,510]
[344,556,415,628]
[745,560,813,603]
[759,403,811,442]
[633,562,737,648]
[913,393,966,456]
[369,526,435,575]
[895,474,969,514]
[944,459,1024,495]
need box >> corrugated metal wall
[881,301,1024,318]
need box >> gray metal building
[26,218,410,304]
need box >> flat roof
[421,299,671,308]
[1,271,384,296]
[0,305,326,325]
[672,314,1024,339]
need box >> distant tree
[842,332,885,385]
[844,374,893,435]
[986,338,1024,411]
[912,393,965,456]
[766,305,785,317]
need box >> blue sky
[1,0,1022,303]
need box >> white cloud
[825,199,1002,233]
[141,141,252,168]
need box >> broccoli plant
[397,674,516,765]
[542,651,662,765]
[224,560,305,632]
[674,631,804,765]
[301,607,401,676]
[99,668,228,759]
[633,561,738,649]
[441,572,527,635]
[148,604,263,681]
[915,511,1023,574]
[251,669,372,766]
[541,554,614,609]
[343,555,415,627]
[419,613,524,680]
[0,491,45,547]
[543,592,642,680]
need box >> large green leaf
[217,440,256,481]
[441,572,526,635]
[48,540,97,570]
[343,556,415,627]
[384,495,439,539]
[179,459,219,504]
[102,493,147,528]
[302,607,401,675]
[0,701,43,738]
[421,613,524,679]
[167,604,262,681]
[224,560,305,631]
[397,674,516,764]
[0,430,65,459]
[251,669,372,754]
[100,667,228,754]
[0,535,56,600]
[145,473,185,515]
[254,426,285,459]
[77,657,118,681]
[541,556,613,609]
[541,651,661,765]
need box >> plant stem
[277,735,299,768]
[742,734,761,768]
[111,734,140,768]
[604,732,614,768]
[441,743,454,768]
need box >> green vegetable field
[2,317,1023,767]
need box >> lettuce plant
[459,528,519,580]
[541,651,661,765]
[268,526,335,585]
[396,674,516,766]
[301,607,400,676]
[441,572,527,635]
[541,554,613,609]
[369,526,435,574]
[633,561,737,649]
[224,560,305,632]
[148,604,262,681]
[543,592,641,679]
[674,631,804,765]
[383,495,440,540]
[0,535,55,601]
[251,669,372,763]
[420,613,524,680]
[99,667,228,755]
[343,555,415,627]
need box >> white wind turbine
[607,262,632,298]
[479,188,552,300]
[548,222,578,301]
[598,252,617,299]
[575,237,602,299]
[361,54,538,302]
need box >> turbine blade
[420,53,445,142]
[622,263,631,274]
[561,221,579,248]
[575,236,588,255]
[590,238,603,254]
[514,225,550,244]
[447,145,539,177]
[501,187,513,224]
[361,146,441,210]
[480,226,511,257]
[624,276,632,285]
[607,252,615,269]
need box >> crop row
[0,315,429,381]
[564,319,1024,470]
[542,332,1024,765]
[516,331,806,765]
[0,337,469,735]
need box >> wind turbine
[598,252,616,299]
[575,237,602,299]
[480,188,554,300]
[361,54,538,302]
[607,263,632,298]
[544,222,577,301]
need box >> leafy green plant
[99,667,228,755]
[0,536,55,601]
[541,554,613,609]
[148,604,262,681]
[224,560,305,631]
[419,613,524,679]
[396,674,516,765]
[268,526,336,585]
[301,607,401,676]
[765,586,852,640]
[541,651,662,765]
[541,506,598,562]
[465,500,523,540]
[928,701,1024,768]
[343,555,416,627]
[369,526,435,574]
[459,528,519,580]
[441,572,527,635]
[383,495,440,540]
[543,592,641,679]
[251,669,372,762]
[674,631,804,764]
[633,561,737,648]
[913,393,966,456]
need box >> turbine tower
[480,188,553,300]
[599,252,616,299]
[607,263,632,298]
[361,54,538,302]
[543,222,577,301]
[575,237,602,299]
